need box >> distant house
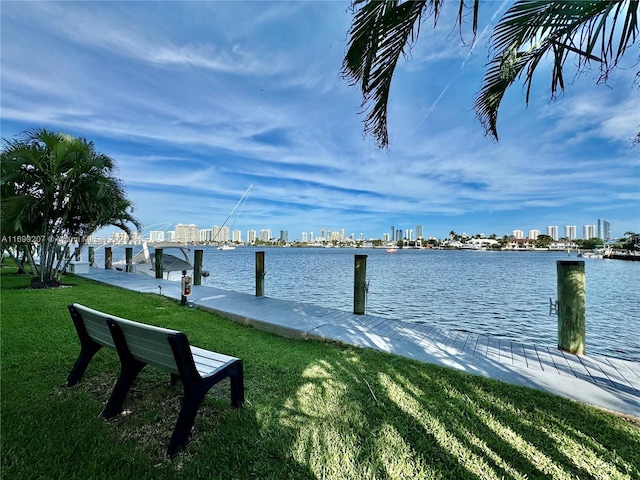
[503,238,537,250]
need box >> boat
[217,244,236,251]
[120,242,193,279]
[386,248,397,253]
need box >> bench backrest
[71,303,182,375]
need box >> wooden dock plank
[430,330,450,349]
[534,346,559,374]
[486,336,501,361]
[499,339,513,365]
[451,331,469,352]
[417,327,442,348]
[473,335,489,359]
[578,356,617,388]
[372,320,396,337]
[560,351,594,383]
[511,342,528,370]
[414,325,436,342]
[522,344,542,370]
[545,348,575,377]
[460,333,479,355]
[604,357,640,391]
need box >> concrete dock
[76,267,640,418]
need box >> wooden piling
[193,249,203,285]
[88,247,95,266]
[557,260,586,355]
[125,247,133,273]
[155,248,164,279]
[354,254,367,315]
[105,247,112,270]
[255,251,265,297]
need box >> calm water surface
[94,246,640,361]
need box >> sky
[1,1,639,242]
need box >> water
[89,245,640,361]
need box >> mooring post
[354,254,367,315]
[155,248,164,279]
[255,251,265,297]
[105,247,112,270]
[557,260,586,355]
[125,247,133,273]
[88,247,95,266]
[193,249,203,286]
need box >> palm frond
[475,0,639,139]
[343,0,429,149]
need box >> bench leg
[102,359,146,419]
[67,342,102,387]
[168,388,207,457]
[230,364,245,408]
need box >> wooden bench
[66,303,244,457]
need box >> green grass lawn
[1,266,639,479]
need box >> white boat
[116,242,193,279]
[217,244,236,251]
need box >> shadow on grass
[2,270,639,479]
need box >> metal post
[181,270,187,306]
[193,249,203,286]
[155,249,164,279]
[255,251,265,297]
[557,260,586,354]
[354,254,367,315]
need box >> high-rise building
[597,219,611,240]
[564,225,577,240]
[166,231,176,242]
[396,229,403,241]
[260,229,272,242]
[390,226,395,242]
[513,230,524,239]
[199,229,213,242]
[212,225,229,243]
[175,223,198,243]
[416,225,423,239]
[546,226,558,241]
[301,232,308,243]
[309,232,314,242]
[583,224,596,240]
[528,229,540,240]
[232,230,242,242]
[247,230,256,244]
[407,229,414,241]
[383,233,390,242]
[149,230,165,242]
[280,230,288,242]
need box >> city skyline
[2,2,638,241]
[101,218,616,244]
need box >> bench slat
[67,303,244,457]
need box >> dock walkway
[76,268,639,418]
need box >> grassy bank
[1,267,639,479]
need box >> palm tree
[1,129,141,287]
[342,0,639,148]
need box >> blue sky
[2,1,638,241]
